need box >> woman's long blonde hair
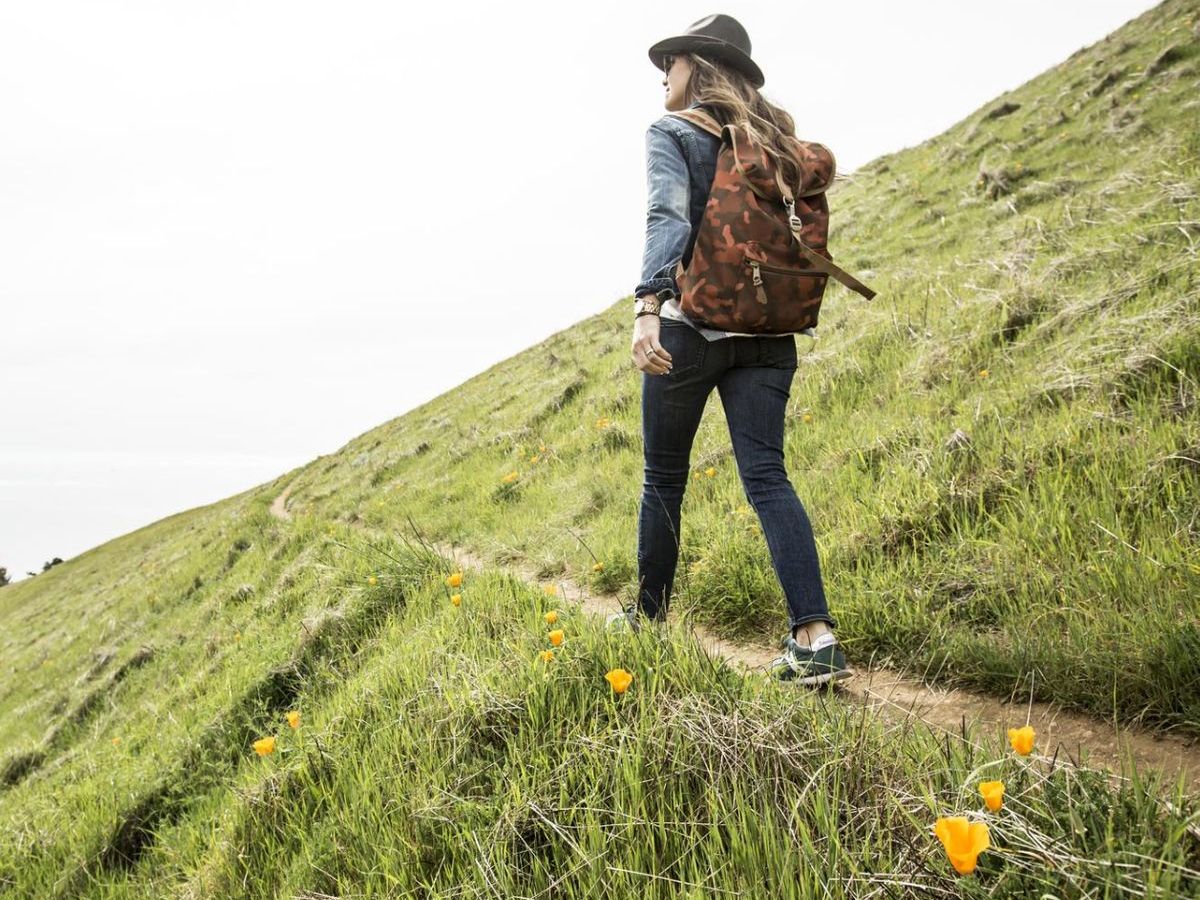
[680,52,805,195]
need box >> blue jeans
[637,319,837,632]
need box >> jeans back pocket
[659,320,707,376]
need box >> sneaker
[767,632,853,686]
[605,605,642,633]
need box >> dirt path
[269,481,296,521]
[268,482,1200,794]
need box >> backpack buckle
[783,198,803,229]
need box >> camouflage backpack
[665,108,876,334]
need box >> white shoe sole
[796,666,855,687]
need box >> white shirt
[659,296,816,341]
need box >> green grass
[3,535,1197,896]
[2,0,1199,894]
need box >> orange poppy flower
[1007,725,1035,756]
[286,711,301,729]
[605,668,633,694]
[544,610,558,625]
[548,629,565,647]
[979,780,1004,812]
[253,736,276,756]
[934,816,990,875]
[446,571,463,588]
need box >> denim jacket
[634,100,813,341]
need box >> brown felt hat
[647,13,765,89]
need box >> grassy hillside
[2,0,1199,895]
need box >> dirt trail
[268,482,1200,794]
[269,482,296,521]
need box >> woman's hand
[631,315,673,375]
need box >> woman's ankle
[792,620,833,648]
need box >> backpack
[664,108,877,334]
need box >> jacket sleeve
[633,122,692,300]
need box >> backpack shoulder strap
[663,108,725,140]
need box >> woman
[609,14,853,687]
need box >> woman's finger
[648,338,673,366]
[639,342,672,375]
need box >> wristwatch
[634,294,663,317]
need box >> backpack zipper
[746,259,827,283]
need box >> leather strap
[787,220,877,301]
[664,108,725,138]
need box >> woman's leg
[637,323,715,621]
[715,337,837,637]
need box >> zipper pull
[749,260,763,286]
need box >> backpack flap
[785,136,836,197]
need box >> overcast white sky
[1,0,1161,582]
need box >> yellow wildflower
[451,593,462,607]
[253,736,276,756]
[544,610,558,625]
[544,584,558,597]
[1008,724,1035,756]
[540,650,555,663]
[548,629,565,647]
[502,470,519,484]
[605,668,634,694]
[934,816,990,875]
[368,575,378,586]
[704,466,716,477]
[592,561,604,571]
[979,368,990,378]
[979,780,1004,812]
[446,571,463,588]
[286,711,301,729]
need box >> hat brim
[647,35,764,88]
